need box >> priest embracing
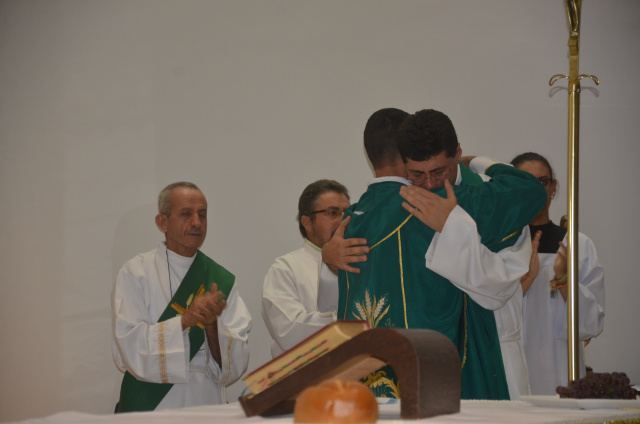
[112,182,252,412]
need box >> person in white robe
[512,152,604,395]
[112,182,252,411]
[262,180,349,358]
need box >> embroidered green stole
[116,250,235,413]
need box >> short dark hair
[158,182,201,216]
[397,109,458,162]
[297,180,349,238]
[363,108,409,169]
[510,152,555,181]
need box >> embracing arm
[470,157,547,241]
[425,205,532,310]
[315,217,369,314]
[321,216,369,274]
[398,167,532,310]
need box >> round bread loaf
[294,379,378,423]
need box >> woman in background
[511,152,605,395]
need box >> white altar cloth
[12,400,640,424]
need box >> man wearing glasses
[262,179,350,358]
[396,110,540,401]
[321,108,546,400]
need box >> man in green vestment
[326,109,546,400]
[112,182,252,412]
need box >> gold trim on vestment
[485,163,499,173]
[158,321,168,383]
[397,230,408,328]
[221,328,234,386]
[368,214,414,327]
[344,273,350,320]
[352,291,390,327]
[171,284,207,331]
[499,230,519,244]
[364,370,401,399]
[461,294,468,369]
[360,213,470,367]
[370,214,414,250]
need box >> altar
[12,400,640,424]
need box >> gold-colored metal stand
[548,0,599,384]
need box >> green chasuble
[338,163,546,400]
[117,250,235,413]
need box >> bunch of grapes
[556,372,639,399]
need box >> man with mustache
[112,182,252,412]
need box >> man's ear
[155,214,167,233]
[301,215,313,236]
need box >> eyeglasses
[409,167,452,186]
[538,177,553,190]
[308,207,345,219]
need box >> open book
[243,320,370,395]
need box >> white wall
[1,1,638,421]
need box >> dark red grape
[556,371,639,399]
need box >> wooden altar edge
[239,328,461,420]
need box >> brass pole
[549,0,598,384]
[566,0,582,385]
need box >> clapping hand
[181,284,227,330]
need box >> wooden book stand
[239,328,461,420]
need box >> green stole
[116,250,235,413]
[339,163,541,400]
[456,165,510,400]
